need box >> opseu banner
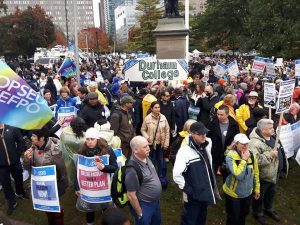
[252,56,266,73]
[77,155,111,203]
[0,61,53,130]
[276,79,295,114]
[227,60,240,76]
[124,59,188,81]
[295,60,300,78]
[265,58,276,77]
[31,165,60,213]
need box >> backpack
[169,135,185,165]
[221,151,255,179]
[111,160,143,208]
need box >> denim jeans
[130,200,161,225]
[149,145,163,177]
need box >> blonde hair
[183,119,197,132]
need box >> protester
[79,92,106,128]
[74,128,118,225]
[215,94,237,120]
[223,133,260,225]
[249,119,288,225]
[133,88,149,135]
[236,91,263,133]
[282,102,300,125]
[173,122,220,225]
[125,136,162,225]
[45,76,58,101]
[43,89,56,107]
[87,81,108,105]
[207,105,239,175]
[55,87,78,119]
[60,117,87,187]
[141,101,170,177]
[23,127,68,225]
[173,88,189,133]
[110,96,136,158]
[0,123,27,215]
[102,207,130,225]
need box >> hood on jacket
[113,77,119,83]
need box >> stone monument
[153,4,189,59]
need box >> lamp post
[85,33,89,53]
[95,31,99,53]
[65,0,69,44]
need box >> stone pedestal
[153,17,189,59]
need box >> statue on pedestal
[164,0,179,17]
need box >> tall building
[2,0,95,40]
[190,0,207,16]
[114,5,136,46]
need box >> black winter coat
[196,93,219,126]
[0,125,25,166]
[159,100,175,130]
[79,103,106,128]
[207,117,239,158]
[174,96,189,132]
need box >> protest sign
[0,61,53,130]
[252,57,266,73]
[279,120,300,158]
[265,58,276,77]
[77,155,112,203]
[276,79,295,114]
[264,83,276,109]
[274,58,283,67]
[214,62,228,77]
[31,165,60,213]
[124,59,188,81]
[58,58,77,78]
[227,60,240,76]
[295,149,300,165]
[57,106,77,128]
[295,60,300,79]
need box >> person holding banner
[236,91,263,133]
[55,87,79,119]
[249,119,288,225]
[23,127,68,225]
[75,127,118,225]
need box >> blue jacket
[173,135,218,204]
[111,77,120,98]
[55,96,79,118]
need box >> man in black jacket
[207,105,239,175]
[196,85,219,126]
[79,92,106,128]
[0,123,27,215]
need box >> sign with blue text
[31,165,60,213]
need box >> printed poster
[214,62,228,77]
[295,60,300,79]
[252,57,266,73]
[57,106,77,128]
[276,79,295,114]
[227,60,240,76]
[31,165,60,212]
[265,58,276,77]
[77,155,111,203]
[279,120,300,158]
[264,83,276,109]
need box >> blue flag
[58,58,77,78]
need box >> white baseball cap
[85,128,100,139]
[234,133,250,144]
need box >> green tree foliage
[191,0,300,57]
[0,5,55,56]
[126,0,163,54]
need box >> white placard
[264,83,276,109]
[276,80,295,114]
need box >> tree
[0,0,7,14]
[0,5,55,56]
[78,27,109,52]
[127,0,163,54]
[50,27,67,47]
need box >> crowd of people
[0,54,299,225]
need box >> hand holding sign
[95,156,105,170]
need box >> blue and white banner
[57,106,77,128]
[265,58,276,77]
[113,148,125,168]
[276,79,295,114]
[279,120,300,158]
[77,155,111,203]
[31,165,60,213]
[214,62,228,77]
[227,60,240,76]
[252,57,266,73]
[295,60,300,79]
[124,59,188,81]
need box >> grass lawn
[1,160,299,225]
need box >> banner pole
[274,112,283,150]
[269,107,272,119]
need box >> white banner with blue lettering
[57,106,77,128]
[214,62,228,77]
[77,155,111,203]
[295,60,300,78]
[279,120,300,158]
[227,60,240,76]
[31,165,60,213]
